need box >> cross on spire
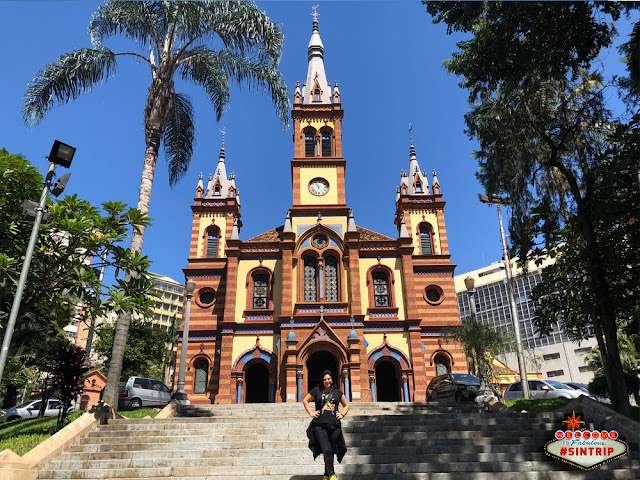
[220,127,226,147]
[311,5,320,21]
[409,123,413,145]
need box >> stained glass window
[325,256,338,301]
[253,274,268,309]
[373,272,390,307]
[206,229,219,258]
[321,131,331,157]
[420,225,432,255]
[305,131,315,157]
[194,360,208,394]
[304,256,317,302]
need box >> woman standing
[303,370,350,480]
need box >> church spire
[302,5,331,104]
[399,124,429,196]
[204,130,238,200]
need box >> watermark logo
[544,411,629,470]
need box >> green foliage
[0,411,83,455]
[118,406,159,419]
[505,397,572,413]
[0,149,156,398]
[445,316,514,383]
[425,0,639,416]
[93,319,171,382]
[585,334,640,404]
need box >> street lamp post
[463,276,487,394]
[172,279,196,405]
[478,193,530,399]
[0,141,75,387]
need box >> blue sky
[0,1,634,286]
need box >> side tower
[394,139,465,390]
[178,141,242,404]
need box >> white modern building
[454,257,597,386]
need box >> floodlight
[48,140,76,168]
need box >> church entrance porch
[375,360,401,402]
[306,350,339,393]
[245,362,270,403]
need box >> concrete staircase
[38,402,638,479]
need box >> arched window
[372,271,390,307]
[194,359,208,394]
[304,256,317,302]
[206,228,219,258]
[321,130,332,157]
[252,274,269,309]
[314,89,321,102]
[325,256,338,301]
[415,180,422,193]
[305,131,315,157]
[434,355,449,376]
[419,224,433,255]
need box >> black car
[426,373,481,402]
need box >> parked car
[504,379,591,401]
[118,376,172,408]
[564,382,610,404]
[0,398,74,423]
[426,373,481,402]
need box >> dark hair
[318,370,337,391]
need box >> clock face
[309,178,329,196]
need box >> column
[269,377,276,403]
[369,374,376,402]
[342,369,350,401]
[402,374,410,402]
[236,377,243,404]
[296,370,303,402]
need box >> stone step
[33,473,640,480]
[47,452,640,471]
[36,459,640,479]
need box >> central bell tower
[291,13,345,212]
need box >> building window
[314,90,321,102]
[325,256,338,301]
[547,369,564,377]
[543,353,561,361]
[304,256,317,302]
[253,274,269,309]
[194,360,208,394]
[434,355,449,375]
[372,272,390,307]
[415,180,422,193]
[575,347,592,355]
[419,224,433,255]
[321,130,331,157]
[206,228,219,258]
[578,365,594,373]
[305,131,315,157]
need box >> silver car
[504,379,591,401]
[0,398,74,423]
[118,376,172,408]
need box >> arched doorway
[245,363,269,403]
[375,360,400,402]
[306,350,339,393]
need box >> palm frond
[180,47,290,127]
[89,1,165,53]
[176,2,284,62]
[23,48,117,127]
[180,46,230,120]
[164,93,195,187]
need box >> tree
[22,1,290,409]
[0,149,155,404]
[425,2,638,416]
[446,317,514,394]
[585,333,640,406]
[93,319,171,382]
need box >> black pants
[313,425,341,475]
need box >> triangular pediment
[299,318,347,352]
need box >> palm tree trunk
[102,78,173,410]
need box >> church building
[177,15,464,404]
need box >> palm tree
[23,1,290,407]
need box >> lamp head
[50,173,71,197]
[48,140,75,168]
[185,279,196,295]
[464,276,475,292]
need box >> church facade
[176,17,465,404]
